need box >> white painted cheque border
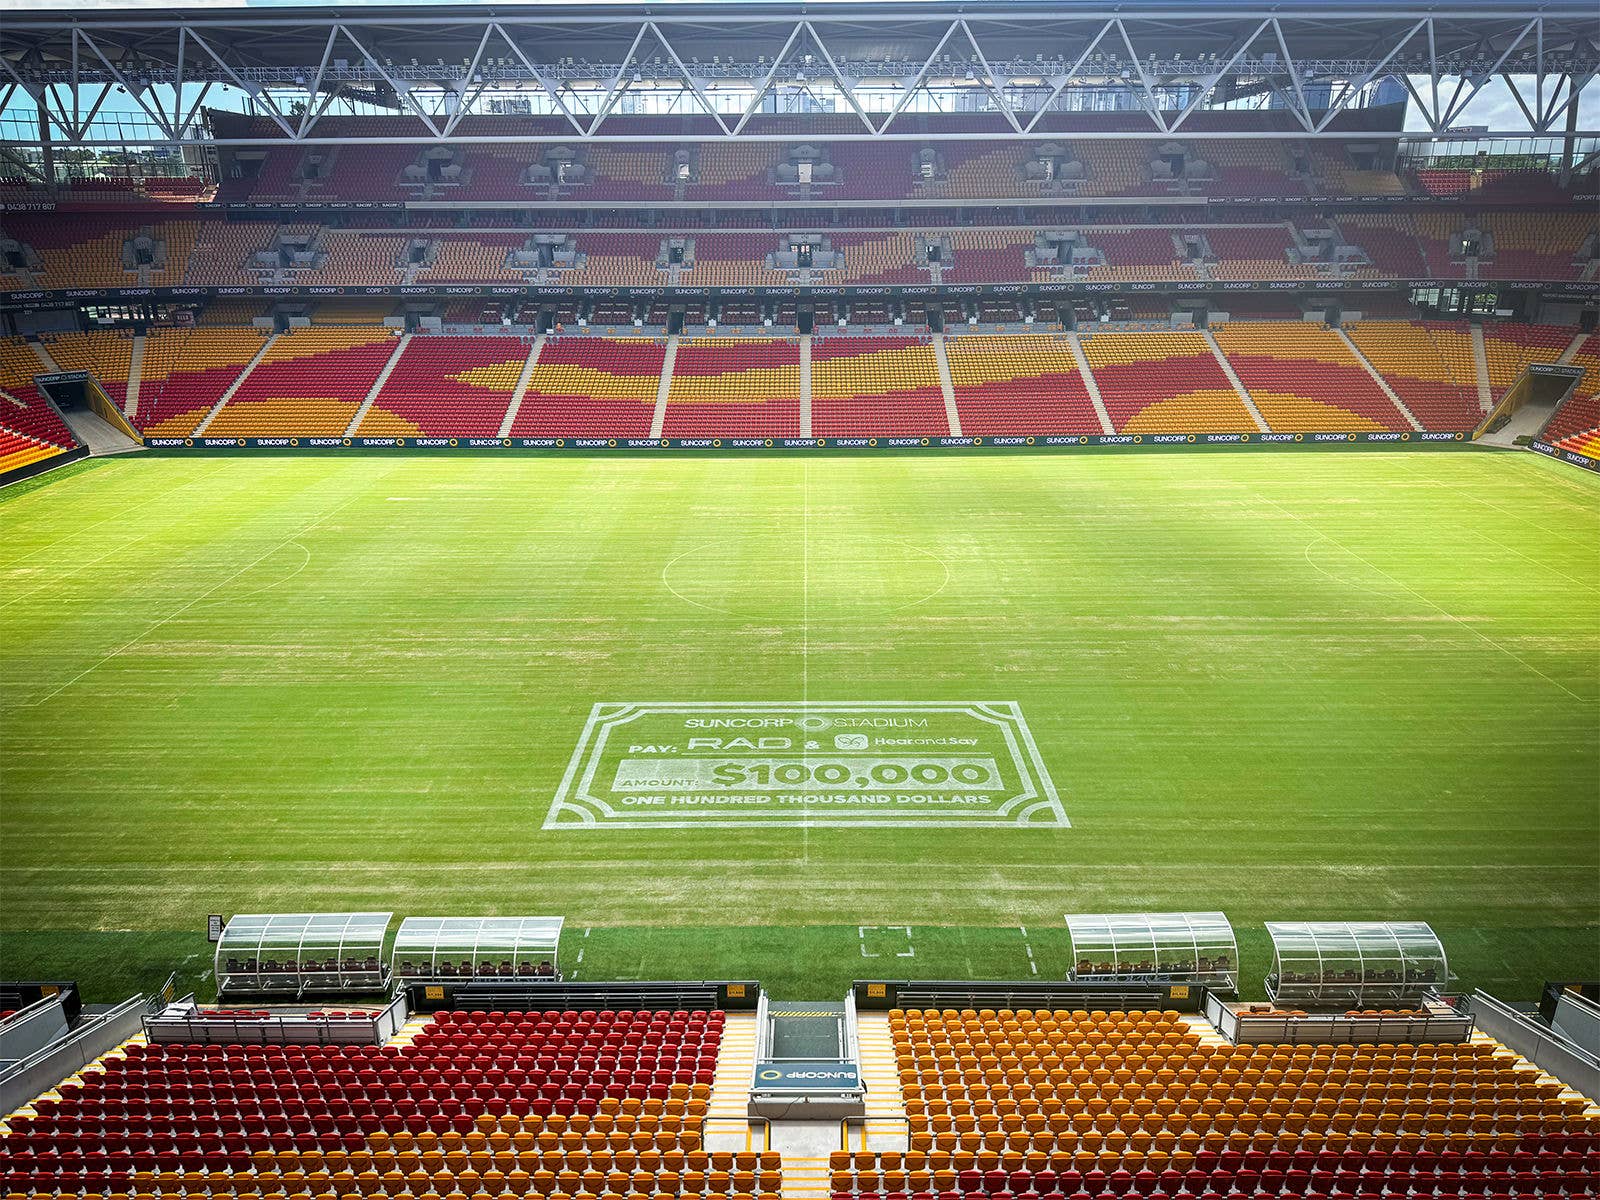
[542,701,1068,830]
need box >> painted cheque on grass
[544,701,1067,829]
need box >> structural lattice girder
[2,2,1597,146]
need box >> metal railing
[1204,990,1474,1046]
[0,992,151,1115]
[143,992,408,1046]
[1468,990,1599,1102]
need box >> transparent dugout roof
[391,916,564,974]
[1265,921,1447,1003]
[1067,911,1238,986]
[216,912,393,964]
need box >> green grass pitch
[2,448,1596,1001]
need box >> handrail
[0,991,150,1113]
[1468,990,1599,1103]
[749,990,771,1091]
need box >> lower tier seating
[1079,331,1255,434]
[359,336,532,437]
[820,1007,1600,1200]
[1345,322,1481,431]
[205,327,400,438]
[12,321,1594,443]
[0,361,79,473]
[511,338,664,438]
[1480,324,1583,399]
[945,334,1101,435]
[134,327,271,437]
[1543,338,1600,458]
[0,423,73,476]
[40,331,136,405]
[811,336,948,437]
[662,338,801,438]
[1211,323,1412,432]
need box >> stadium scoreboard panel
[545,701,1066,829]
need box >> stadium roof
[4,0,1595,145]
[7,1,1599,68]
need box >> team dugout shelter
[1264,920,1449,1009]
[1065,911,1240,990]
[391,916,565,982]
[215,912,392,999]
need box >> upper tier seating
[1336,214,1431,278]
[557,235,674,290]
[1079,331,1256,434]
[0,1007,776,1199]
[39,331,136,405]
[1309,149,1407,198]
[134,328,271,436]
[945,335,1101,436]
[1203,226,1311,281]
[811,336,947,437]
[359,336,532,438]
[662,339,801,438]
[1344,322,1481,430]
[415,234,538,284]
[205,327,400,438]
[686,144,786,201]
[1413,167,1578,203]
[0,215,138,291]
[511,338,664,438]
[308,231,409,287]
[823,1007,1599,1200]
[2,213,1591,291]
[1211,323,1413,432]
[1478,214,1594,281]
[1075,230,1198,283]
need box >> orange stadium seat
[819,1007,1600,1200]
[1211,322,1412,432]
[204,326,401,438]
[1080,330,1255,434]
[661,338,801,438]
[512,337,665,438]
[945,334,1102,435]
[811,336,948,437]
